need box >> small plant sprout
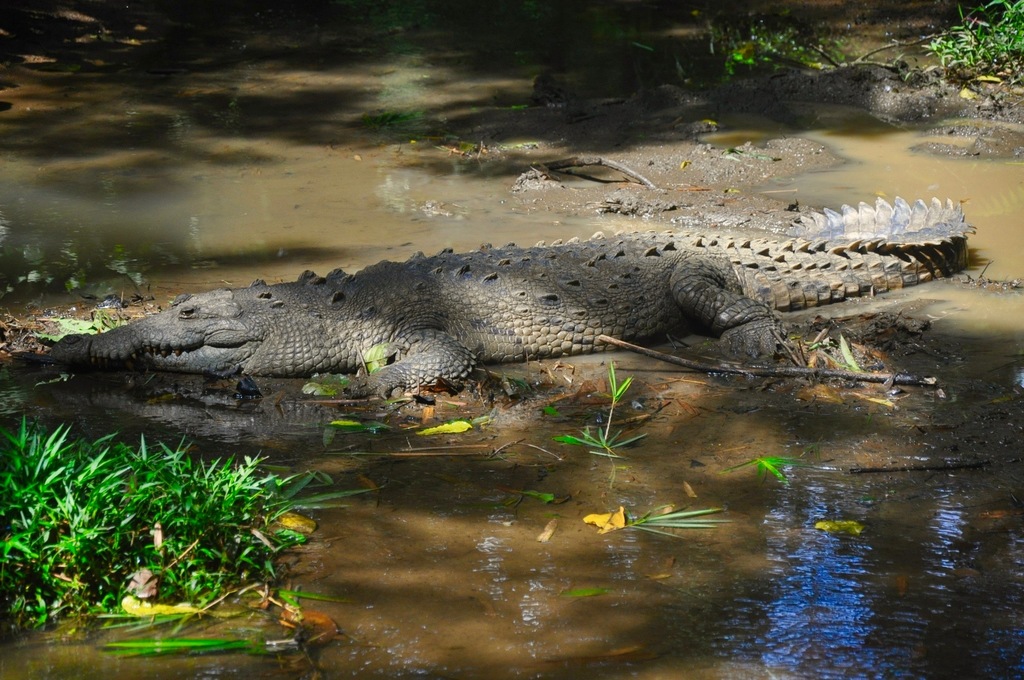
[722,456,813,483]
[553,362,646,458]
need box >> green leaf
[628,506,728,533]
[278,589,351,604]
[105,638,256,656]
[362,342,392,374]
[838,334,862,372]
[302,374,350,396]
[518,490,557,504]
[559,587,610,598]
[328,419,389,434]
[36,319,99,342]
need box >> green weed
[928,0,1024,84]
[0,421,345,629]
[361,110,425,130]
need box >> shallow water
[2,2,1023,679]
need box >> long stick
[541,156,659,189]
[596,335,938,387]
[849,460,990,474]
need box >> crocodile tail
[733,197,973,312]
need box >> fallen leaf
[583,506,627,534]
[330,419,365,429]
[121,595,201,617]
[417,420,473,436]
[275,511,318,535]
[545,644,657,664]
[815,519,865,535]
[357,474,380,491]
[559,587,610,598]
[683,481,697,498]
[853,393,895,408]
[294,609,339,646]
[537,519,558,542]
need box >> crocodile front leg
[669,258,784,356]
[344,328,478,398]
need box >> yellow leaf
[856,394,895,408]
[417,420,473,436]
[121,595,201,617]
[679,160,691,170]
[275,511,318,535]
[645,572,674,580]
[975,75,1002,83]
[815,520,865,535]
[583,506,627,534]
[959,87,978,100]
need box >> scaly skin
[50,197,972,396]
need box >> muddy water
[3,6,1024,680]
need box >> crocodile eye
[179,306,197,319]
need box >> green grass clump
[928,1,1024,84]
[0,421,307,629]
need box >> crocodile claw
[721,317,786,358]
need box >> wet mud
[1,1,1023,678]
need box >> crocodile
[49,197,972,397]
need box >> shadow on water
[1,0,968,301]
[4,332,1023,677]
[2,1,1023,678]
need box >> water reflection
[2,3,1024,678]
[756,483,878,676]
[712,472,1024,678]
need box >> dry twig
[596,334,938,387]
[540,156,659,189]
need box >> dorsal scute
[791,196,971,245]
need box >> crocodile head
[50,289,263,375]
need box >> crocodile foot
[721,317,787,358]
